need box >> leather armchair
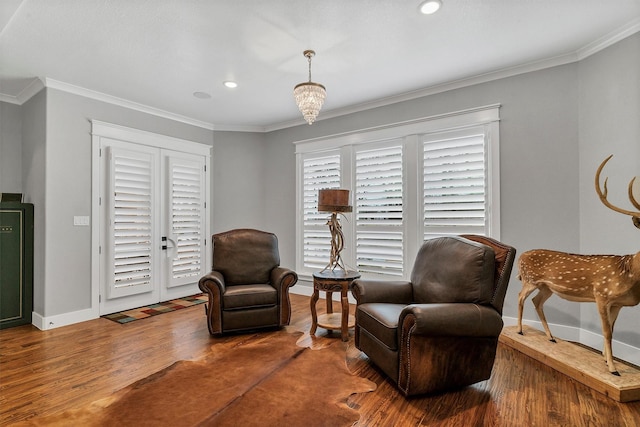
[198,229,298,336]
[352,235,516,396]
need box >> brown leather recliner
[352,235,516,396]
[198,229,298,336]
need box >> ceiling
[1,0,639,131]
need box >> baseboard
[32,307,99,331]
[503,316,640,367]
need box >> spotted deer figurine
[517,155,640,375]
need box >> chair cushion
[223,284,277,310]
[213,229,280,285]
[411,236,495,305]
[357,303,406,350]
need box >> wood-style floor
[1,294,639,426]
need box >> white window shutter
[423,134,486,239]
[107,146,156,298]
[166,155,205,286]
[302,154,341,270]
[355,145,403,276]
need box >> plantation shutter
[166,154,206,287]
[423,134,487,239]
[106,146,157,299]
[302,154,341,270]
[355,145,403,276]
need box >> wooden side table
[310,269,361,341]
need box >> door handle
[165,236,178,259]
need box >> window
[301,153,341,271]
[295,105,500,280]
[355,144,404,276]
[423,130,487,239]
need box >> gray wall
[42,89,214,317]
[0,102,22,193]
[265,62,583,327]
[3,32,638,353]
[578,33,640,344]
[211,131,268,234]
[20,90,47,314]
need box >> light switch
[74,216,90,226]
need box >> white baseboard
[31,308,99,331]
[503,316,640,367]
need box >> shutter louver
[110,150,154,292]
[423,134,486,239]
[355,145,403,276]
[302,155,341,270]
[169,160,203,281]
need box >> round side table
[310,269,361,341]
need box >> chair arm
[198,270,226,294]
[399,303,503,338]
[271,267,298,326]
[198,270,226,335]
[270,266,298,292]
[351,279,413,305]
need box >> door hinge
[162,236,167,250]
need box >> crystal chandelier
[293,50,326,125]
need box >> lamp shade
[318,189,352,213]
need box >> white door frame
[91,120,211,317]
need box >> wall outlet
[73,216,90,226]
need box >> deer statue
[517,155,640,375]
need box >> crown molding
[44,78,215,130]
[577,17,640,60]
[265,19,640,133]
[265,52,580,132]
[211,123,267,132]
[0,77,45,105]
[3,19,638,133]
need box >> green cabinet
[0,202,34,329]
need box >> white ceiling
[1,0,639,131]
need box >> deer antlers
[595,155,640,228]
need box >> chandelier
[293,50,326,125]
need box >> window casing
[295,105,500,280]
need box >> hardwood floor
[1,294,639,426]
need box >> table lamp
[317,189,352,271]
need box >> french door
[92,122,210,315]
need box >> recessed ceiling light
[223,81,238,89]
[419,0,442,15]
[193,91,211,99]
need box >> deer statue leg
[517,281,538,335]
[604,305,623,365]
[531,286,556,343]
[596,297,619,376]
[609,305,622,335]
